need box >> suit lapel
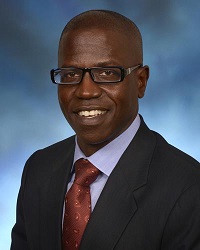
[39,137,75,250]
[80,119,156,249]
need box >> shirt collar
[73,114,140,177]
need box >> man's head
[56,10,149,156]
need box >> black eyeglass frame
[50,64,142,85]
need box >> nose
[75,72,102,99]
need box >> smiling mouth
[78,110,107,118]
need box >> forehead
[58,28,136,67]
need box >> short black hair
[59,10,143,62]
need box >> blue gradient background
[1,0,200,248]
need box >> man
[11,10,200,250]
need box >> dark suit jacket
[11,118,200,250]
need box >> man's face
[58,27,148,156]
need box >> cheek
[58,85,73,101]
[108,82,137,110]
[112,83,138,120]
[57,87,72,115]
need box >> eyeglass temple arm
[124,64,143,76]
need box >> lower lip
[80,115,99,119]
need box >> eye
[63,71,80,78]
[92,67,122,82]
[99,69,115,76]
[99,68,121,78]
[59,69,82,83]
[53,68,82,84]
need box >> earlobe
[137,65,149,98]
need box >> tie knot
[74,159,100,187]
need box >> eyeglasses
[50,64,142,85]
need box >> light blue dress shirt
[67,114,140,211]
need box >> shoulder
[139,116,199,172]
[150,130,200,190]
[152,130,199,168]
[138,117,200,189]
[21,136,75,186]
[31,135,76,161]
[29,135,76,164]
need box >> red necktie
[62,159,100,250]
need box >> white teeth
[78,110,106,117]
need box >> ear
[137,65,149,98]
